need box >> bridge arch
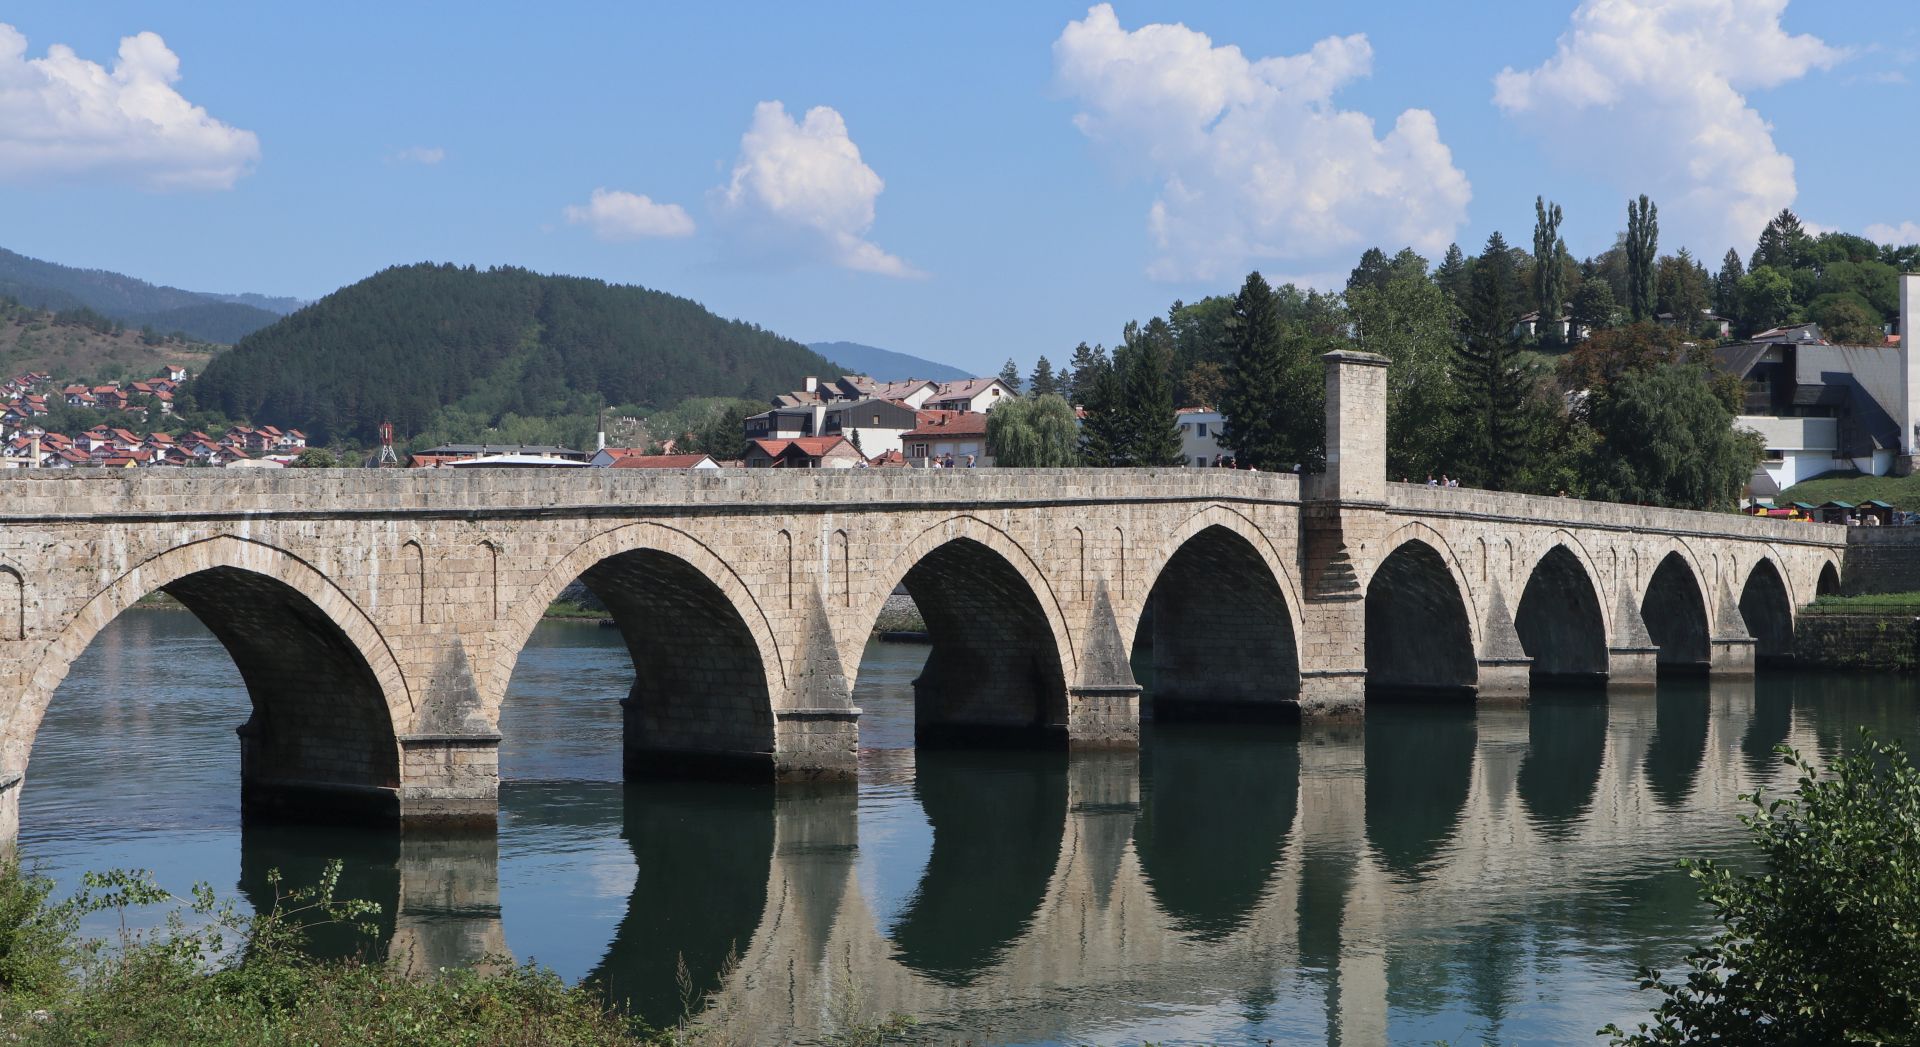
[859,516,1074,747]
[501,522,784,776]
[1738,556,1796,665]
[1816,560,1841,597]
[13,534,409,822]
[1514,542,1609,681]
[1132,508,1303,719]
[1640,549,1711,674]
[1366,529,1478,697]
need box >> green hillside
[0,298,221,380]
[187,263,841,444]
[0,246,290,343]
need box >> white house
[923,377,1014,413]
[1175,407,1230,466]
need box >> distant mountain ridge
[809,340,972,382]
[0,247,301,344]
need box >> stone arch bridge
[0,354,1848,837]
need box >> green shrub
[1604,733,1920,1045]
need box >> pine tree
[1453,233,1531,488]
[1123,319,1184,466]
[1435,243,1472,316]
[997,358,1022,394]
[1752,208,1811,272]
[1714,249,1745,319]
[1625,195,1659,323]
[1219,272,1290,469]
[1532,197,1567,330]
[1028,356,1058,398]
[1077,352,1127,466]
[1067,342,1105,405]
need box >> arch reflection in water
[889,750,1067,983]
[589,780,775,1028]
[1516,690,1609,835]
[1365,704,1476,879]
[1135,723,1298,940]
[1644,680,1712,807]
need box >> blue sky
[0,2,1914,375]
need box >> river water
[21,610,1920,1045]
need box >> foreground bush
[0,862,644,1046]
[1605,732,1920,1045]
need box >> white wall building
[1175,407,1229,466]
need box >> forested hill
[186,263,845,444]
[0,247,293,343]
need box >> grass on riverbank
[0,861,647,1046]
[1806,590,1920,614]
[1778,469,1920,511]
[0,861,916,1046]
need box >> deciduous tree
[986,393,1079,466]
[1626,195,1660,322]
[1605,734,1920,1045]
[1580,364,1760,510]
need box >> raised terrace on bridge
[0,353,1850,838]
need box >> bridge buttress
[1607,588,1661,689]
[1708,575,1758,678]
[1475,580,1532,702]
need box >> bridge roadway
[299,678,1829,1043]
[0,353,1849,837]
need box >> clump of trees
[1024,191,1920,508]
[1604,733,1920,1045]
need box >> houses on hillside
[744,374,1015,463]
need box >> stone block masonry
[0,355,1850,839]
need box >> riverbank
[0,860,906,1046]
[1792,592,1920,671]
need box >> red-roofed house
[902,410,991,467]
[743,436,863,469]
[607,453,720,470]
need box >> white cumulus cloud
[1866,221,1920,245]
[564,188,695,240]
[1494,0,1840,256]
[1052,4,1471,283]
[710,100,919,278]
[388,145,444,166]
[0,23,258,190]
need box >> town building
[407,444,589,468]
[606,453,720,470]
[746,374,1016,446]
[1175,407,1229,466]
[822,398,921,459]
[743,436,864,468]
[1717,273,1920,499]
[902,410,990,466]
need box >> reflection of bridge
[0,352,1848,836]
[342,678,1834,1042]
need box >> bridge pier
[1708,637,1758,678]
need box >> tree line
[992,197,1920,508]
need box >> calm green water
[20,610,1920,1045]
